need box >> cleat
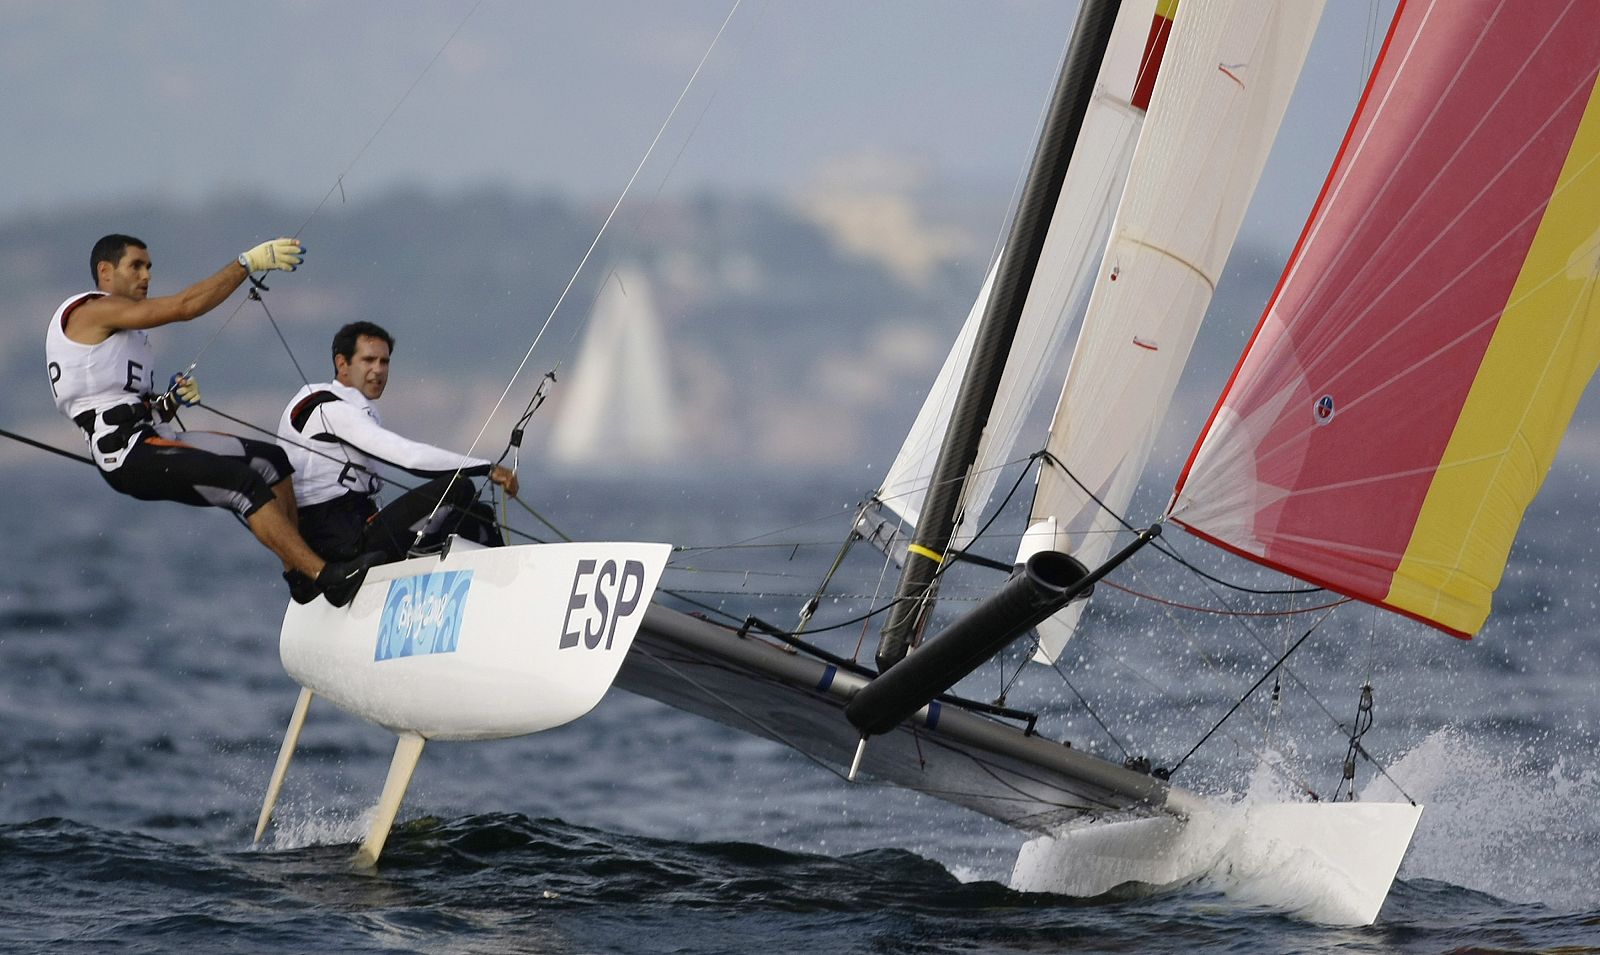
[317,552,382,608]
[283,570,319,605]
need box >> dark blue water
[4,459,1600,953]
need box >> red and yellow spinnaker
[1169,0,1600,638]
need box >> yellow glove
[151,372,200,422]
[237,238,304,273]
[171,372,200,407]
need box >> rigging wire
[183,3,486,379]
[856,539,900,660]
[1045,595,1327,800]
[1098,578,1350,618]
[0,427,91,467]
[1167,611,1328,778]
[1044,657,1131,762]
[249,287,317,393]
[292,3,487,240]
[638,642,1132,820]
[165,3,518,550]
[363,0,752,548]
[1361,0,1384,98]
[655,445,1347,626]
[1040,449,1323,596]
[164,0,457,522]
[547,6,753,362]
[191,395,546,544]
[440,0,745,482]
[1148,529,1401,785]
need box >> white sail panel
[867,0,1164,557]
[862,263,996,554]
[1028,0,1326,663]
[952,89,1148,548]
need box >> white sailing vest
[45,292,161,471]
[277,380,492,507]
[278,381,383,506]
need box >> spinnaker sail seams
[1169,0,1600,637]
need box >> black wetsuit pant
[102,431,290,519]
[299,477,504,564]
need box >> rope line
[0,427,91,467]
[185,4,485,378]
[189,398,543,544]
[1038,449,1323,597]
[1100,578,1352,617]
[448,0,745,471]
[1168,610,1330,777]
[293,2,486,239]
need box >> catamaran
[244,0,1600,926]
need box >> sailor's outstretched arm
[76,239,304,339]
[308,400,493,478]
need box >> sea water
[2,460,1599,953]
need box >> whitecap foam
[1010,755,1421,925]
[1363,727,1600,911]
[258,803,368,852]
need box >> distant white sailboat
[548,266,681,469]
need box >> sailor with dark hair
[276,321,518,592]
[45,233,376,606]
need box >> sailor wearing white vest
[276,321,519,592]
[44,233,375,607]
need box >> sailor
[45,233,376,606]
[276,321,518,596]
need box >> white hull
[259,539,670,863]
[280,540,670,740]
[1011,800,1423,926]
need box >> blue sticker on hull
[375,570,474,661]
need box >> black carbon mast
[875,0,1124,672]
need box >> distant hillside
[2,186,1290,484]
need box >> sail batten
[1170,0,1600,638]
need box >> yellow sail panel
[1390,76,1600,634]
[1169,2,1600,640]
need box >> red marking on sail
[1131,6,1177,112]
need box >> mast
[875,0,1123,672]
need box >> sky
[2,0,1420,476]
[3,0,1395,246]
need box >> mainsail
[1169,0,1600,637]
[1024,0,1327,662]
[862,0,1173,557]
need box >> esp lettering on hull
[561,558,646,650]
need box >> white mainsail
[863,0,1166,559]
[1026,0,1327,663]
